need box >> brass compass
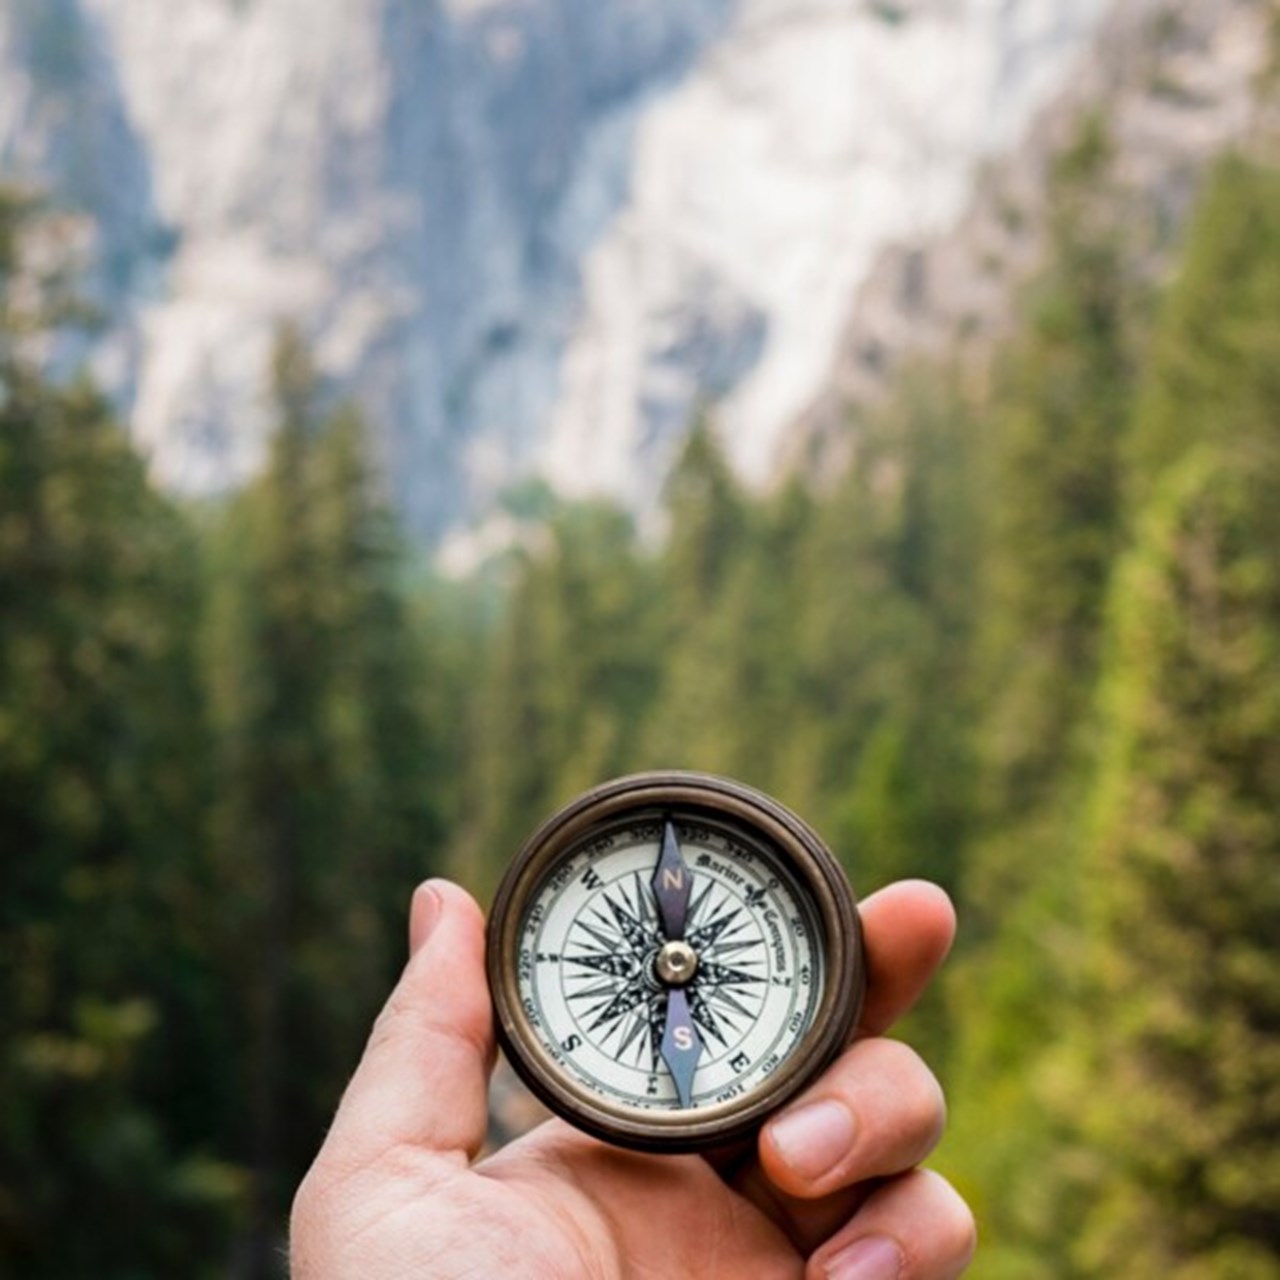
[485,771,865,1152]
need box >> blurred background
[1,0,1278,1275]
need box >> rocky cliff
[0,0,1145,542]
[796,0,1275,470]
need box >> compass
[485,771,865,1152]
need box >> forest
[1,121,1278,1277]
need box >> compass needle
[652,820,693,941]
[659,987,703,1109]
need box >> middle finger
[731,1037,946,1251]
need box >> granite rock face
[0,0,1121,542]
[539,0,1114,519]
[1,0,733,537]
[796,0,1275,472]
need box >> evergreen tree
[662,415,748,623]
[645,474,814,795]
[833,369,980,896]
[460,501,659,891]
[940,118,1145,1275]
[0,191,234,1277]
[1072,450,1280,1278]
[205,330,441,1276]
[1126,155,1280,494]
[946,148,1280,1279]
[638,419,752,780]
[973,116,1139,834]
[1063,154,1280,1278]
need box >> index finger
[855,879,956,1038]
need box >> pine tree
[939,118,1146,1275]
[460,500,660,891]
[1126,155,1280,494]
[643,423,815,793]
[1072,450,1280,1278]
[833,368,980,895]
[0,191,234,1277]
[205,330,442,1276]
[1063,153,1280,1279]
[662,415,747,623]
[974,116,1139,832]
[646,475,802,787]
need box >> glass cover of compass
[485,772,864,1152]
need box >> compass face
[487,773,864,1152]
[520,815,824,1113]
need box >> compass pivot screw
[655,940,699,987]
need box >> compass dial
[522,816,824,1112]
[487,773,864,1152]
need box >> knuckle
[916,1169,978,1267]
[367,963,493,1070]
[905,1063,948,1159]
[859,1039,947,1164]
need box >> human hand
[291,878,976,1279]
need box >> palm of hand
[292,880,974,1280]
[311,1126,799,1279]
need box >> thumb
[326,879,495,1168]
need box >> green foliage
[1127,155,1280,492]
[0,200,230,1272]
[203,329,445,1269]
[1058,155,1280,1277]
[934,125,1143,1270]
[3,131,1280,1280]
[1073,451,1280,1277]
[974,115,1138,828]
[0,193,447,1274]
[832,370,980,897]
[944,150,1280,1278]
[458,500,660,893]
[662,416,748,624]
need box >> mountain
[797,0,1276,471]
[1,0,732,539]
[0,0,1216,546]
[537,0,1113,501]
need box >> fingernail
[768,1099,856,1183]
[824,1236,903,1280]
[409,881,443,956]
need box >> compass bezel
[486,771,865,1153]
